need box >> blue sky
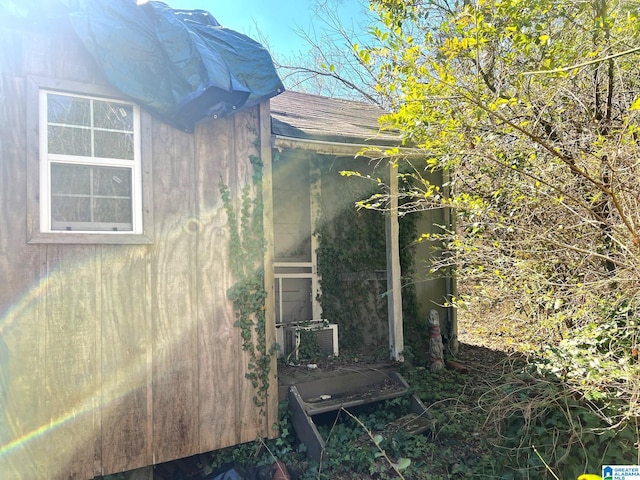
[167,0,367,58]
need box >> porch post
[386,160,404,361]
[309,165,323,320]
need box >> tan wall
[0,25,275,479]
[412,169,454,340]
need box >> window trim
[27,76,153,244]
[40,90,141,233]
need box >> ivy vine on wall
[220,154,273,415]
[314,155,422,355]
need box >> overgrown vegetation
[279,0,640,475]
[350,0,640,474]
[314,155,426,354]
[159,355,495,480]
[315,157,389,348]
[124,340,640,479]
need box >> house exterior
[270,91,455,358]
[0,5,454,480]
[0,12,278,479]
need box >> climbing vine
[314,155,422,354]
[220,154,273,414]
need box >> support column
[309,165,323,320]
[385,160,404,361]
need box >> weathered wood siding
[0,22,275,479]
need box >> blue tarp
[66,0,284,132]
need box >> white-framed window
[39,90,142,233]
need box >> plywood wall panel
[0,28,23,75]
[150,120,199,464]
[194,116,242,451]
[259,101,278,437]
[99,245,152,474]
[0,73,49,479]
[43,245,100,479]
[232,108,265,440]
[23,26,99,84]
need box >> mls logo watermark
[603,465,640,480]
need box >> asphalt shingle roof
[270,90,401,147]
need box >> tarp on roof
[65,0,284,132]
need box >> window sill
[27,231,153,245]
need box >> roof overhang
[272,135,424,159]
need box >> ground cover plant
[100,332,634,479]
[98,320,639,480]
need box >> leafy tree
[278,1,640,471]
[352,0,640,472]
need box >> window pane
[93,198,132,226]
[93,167,132,197]
[47,94,90,126]
[51,196,91,224]
[48,125,91,156]
[50,164,133,230]
[94,131,134,159]
[51,164,91,195]
[42,91,140,234]
[93,101,133,131]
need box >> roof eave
[272,135,423,158]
